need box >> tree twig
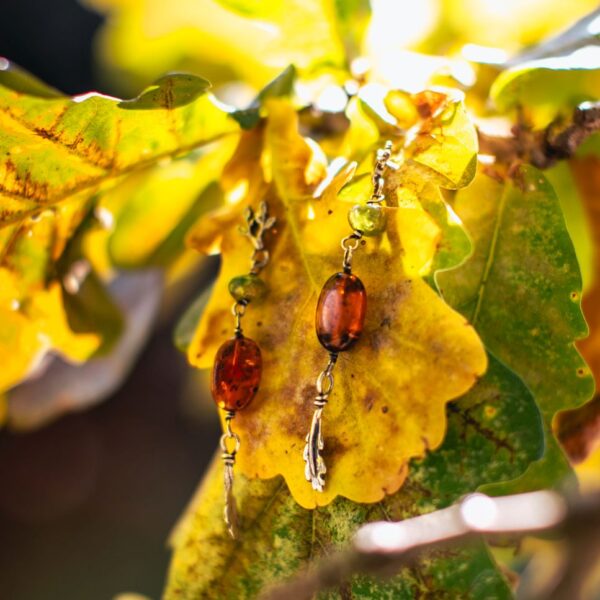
[261,491,600,600]
[478,101,600,170]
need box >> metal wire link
[250,248,270,274]
[315,354,337,398]
[316,370,334,398]
[341,232,363,273]
[220,412,241,456]
[232,300,248,335]
[371,174,385,202]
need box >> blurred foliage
[492,47,600,127]
[0,67,236,412]
[1,0,600,597]
[83,0,346,93]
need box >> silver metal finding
[367,140,399,205]
[341,232,363,273]
[304,353,337,491]
[232,300,247,336]
[220,410,241,538]
[239,200,276,275]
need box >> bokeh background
[0,4,220,597]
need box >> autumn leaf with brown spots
[186,99,487,507]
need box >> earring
[304,141,398,492]
[211,200,275,537]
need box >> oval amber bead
[211,336,262,411]
[316,272,367,352]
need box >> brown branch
[478,101,600,170]
[261,491,600,600]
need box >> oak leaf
[187,100,487,507]
[438,165,594,492]
[0,65,237,398]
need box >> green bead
[228,273,267,303]
[348,204,387,237]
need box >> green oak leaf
[423,187,473,292]
[438,165,594,491]
[0,61,237,226]
[546,162,594,292]
[232,65,297,130]
[491,47,600,125]
[118,73,211,110]
[165,354,541,598]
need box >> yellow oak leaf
[186,100,487,507]
[0,269,100,391]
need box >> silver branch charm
[239,200,276,275]
[223,458,239,538]
[303,354,337,492]
[220,411,241,539]
[240,200,276,251]
[304,406,326,491]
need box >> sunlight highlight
[462,44,509,65]
[227,180,248,205]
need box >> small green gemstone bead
[348,204,387,237]
[228,273,267,303]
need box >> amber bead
[211,336,262,411]
[315,272,366,352]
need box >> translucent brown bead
[211,336,262,411]
[315,272,367,352]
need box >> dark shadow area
[0,295,220,600]
[0,0,103,94]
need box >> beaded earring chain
[211,201,275,536]
[304,142,398,492]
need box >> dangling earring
[304,141,398,492]
[211,200,275,537]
